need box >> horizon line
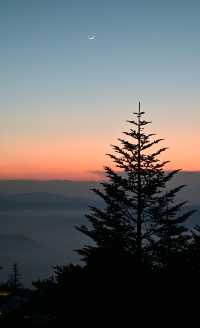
[0,170,199,182]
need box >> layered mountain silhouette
[0,192,101,210]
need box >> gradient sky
[0,0,199,180]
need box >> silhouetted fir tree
[53,264,83,286]
[186,225,200,273]
[8,263,22,290]
[152,193,194,272]
[77,103,195,274]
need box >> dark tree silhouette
[186,225,200,273]
[77,103,195,273]
[152,192,195,272]
[53,263,83,286]
[8,263,22,290]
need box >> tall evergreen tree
[77,103,195,272]
[186,225,200,273]
[152,192,194,271]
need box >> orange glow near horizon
[0,150,199,181]
[0,126,199,181]
[0,137,110,180]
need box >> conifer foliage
[77,103,195,272]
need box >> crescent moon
[88,35,96,40]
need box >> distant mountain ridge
[0,180,100,197]
[0,173,199,210]
[0,192,97,210]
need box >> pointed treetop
[133,102,145,117]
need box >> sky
[0,0,199,180]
